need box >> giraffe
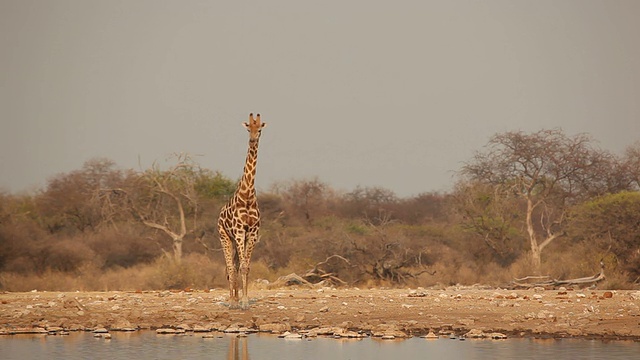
[218,113,266,309]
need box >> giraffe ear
[242,122,250,129]
[260,122,267,128]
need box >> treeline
[1,129,639,291]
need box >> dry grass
[1,248,636,291]
[0,253,227,292]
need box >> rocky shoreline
[2,288,640,341]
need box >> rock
[630,291,640,300]
[408,289,428,297]
[423,331,438,339]
[176,323,192,331]
[259,323,291,334]
[319,306,329,313]
[489,332,507,339]
[306,326,344,337]
[110,318,134,331]
[464,329,485,338]
[156,328,177,334]
[339,331,366,338]
[283,332,302,339]
[93,328,109,334]
[193,325,212,332]
[381,335,395,340]
[602,291,613,299]
[46,326,64,333]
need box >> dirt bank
[2,287,640,340]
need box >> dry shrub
[249,259,276,283]
[85,226,159,269]
[93,264,158,291]
[598,270,636,290]
[151,253,226,290]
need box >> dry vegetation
[1,131,640,292]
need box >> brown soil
[2,287,640,340]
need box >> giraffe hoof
[239,299,250,310]
[224,301,240,309]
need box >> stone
[110,318,134,331]
[259,323,290,334]
[464,329,485,338]
[423,331,438,339]
[156,328,177,334]
[176,323,192,331]
[46,326,64,333]
[306,326,344,337]
[193,325,212,332]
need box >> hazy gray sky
[2,0,639,197]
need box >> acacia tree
[461,129,617,272]
[452,181,524,266]
[569,191,640,280]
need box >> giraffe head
[243,113,266,142]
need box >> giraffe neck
[235,138,260,200]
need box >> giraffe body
[218,113,265,309]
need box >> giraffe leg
[229,227,251,310]
[218,224,239,308]
[239,229,258,310]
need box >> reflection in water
[1,332,640,360]
[228,336,249,360]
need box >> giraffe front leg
[239,230,258,310]
[219,226,239,308]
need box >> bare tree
[622,141,640,190]
[273,178,334,224]
[347,217,433,284]
[102,154,201,262]
[461,129,617,272]
[38,158,125,233]
[340,186,398,224]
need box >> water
[1,332,638,360]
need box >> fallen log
[509,263,606,289]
